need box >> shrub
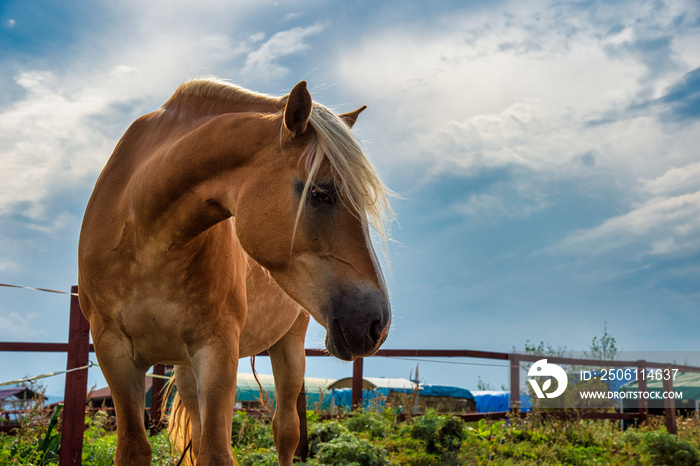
[313,432,387,466]
[408,409,443,453]
[239,448,279,466]
[343,410,393,439]
[308,420,349,456]
[437,416,466,451]
[642,430,700,466]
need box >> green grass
[2,408,699,465]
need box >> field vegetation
[2,404,700,465]
[3,329,697,464]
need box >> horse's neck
[126,109,276,248]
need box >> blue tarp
[328,384,475,410]
[472,390,532,413]
[328,388,401,410]
[420,385,474,399]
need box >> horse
[77,77,392,465]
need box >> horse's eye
[310,184,336,206]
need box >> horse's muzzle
[324,286,391,361]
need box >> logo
[528,359,568,399]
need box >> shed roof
[0,386,44,403]
[328,377,416,390]
[236,373,335,401]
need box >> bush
[308,420,349,456]
[312,432,387,466]
[408,409,443,453]
[344,411,393,439]
[642,430,700,466]
[437,416,466,451]
[239,449,279,466]
[407,409,466,454]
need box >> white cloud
[642,162,700,197]
[0,311,41,339]
[336,3,650,125]
[0,72,117,218]
[333,0,698,172]
[242,23,327,81]
[551,190,700,258]
[0,259,18,273]
[419,100,577,176]
[0,5,328,221]
[549,159,700,259]
[452,188,550,222]
[331,0,700,246]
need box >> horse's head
[234,81,392,361]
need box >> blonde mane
[169,78,394,251]
[166,77,282,108]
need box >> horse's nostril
[370,319,383,342]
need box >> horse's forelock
[300,103,394,254]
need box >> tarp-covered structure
[328,377,415,390]
[233,373,335,409]
[327,378,476,413]
[139,372,335,410]
[471,390,532,413]
[620,371,700,413]
[620,371,700,400]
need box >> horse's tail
[251,355,273,414]
[162,375,195,465]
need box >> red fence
[2,287,700,464]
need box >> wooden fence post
[59,286,90,466]
[150,364,165,436]
[637,361,648,425]
[294,382,309,461]
[351,358,364,410]
[509,354,521,412]
[662,364,677,435]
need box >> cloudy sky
[1,0,699,396]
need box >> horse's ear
[339,105,367,128]
[284,81,313,137]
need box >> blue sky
[1,0,699,397]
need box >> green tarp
[146,372,334,408]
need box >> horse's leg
[93,330,151,465]
[173,365,202,460]
[268,311,310,466]
[189,342,240,465]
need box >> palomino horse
[78,78,392,465]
